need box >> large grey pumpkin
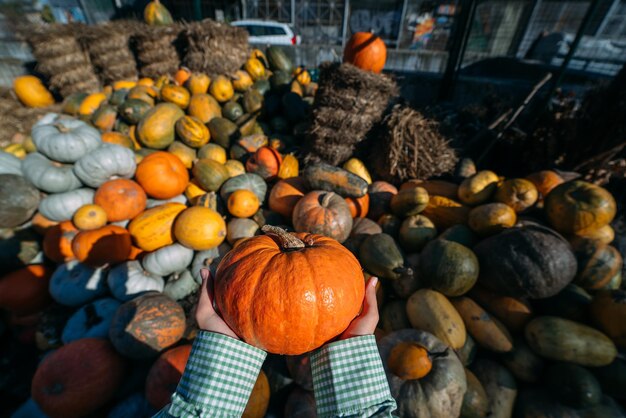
[474,224,577,299]
[219,173,267,204]
[0,151,23,176]
[32,113,101,163]
[38,188,94,222]
[108,260,164,302]
[22,152,82,193]
[142,243,194,277]
[0,174,40,228]
[378,329,467,418]
[73,143,136,187]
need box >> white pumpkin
[22,152,82,193]
[61,297,121,344]
[146,194,188,209]
[190,242,232,283]
[32,113,101,163]
[49,260,108,306]
[142,243,194,277]
[164,270,199,300]
[73,143,136,188]
[0,151,23,176]
[108,260,164,302]
[38,188,94,222]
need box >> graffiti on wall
[350,9,401,39]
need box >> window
[265,26,288,36]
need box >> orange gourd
[343,32,387,73]
[277,154,299,179]
[268,177,307,219]
[43,220,78,263]
[228,190,260,218]
[160,84,191,109]
[185,73,210,95]
[78,92,107,116]
[135,151,189,199]
[345,194,370,218]
[0,265,52,315]
[101,132,135,149]
[215,226,365,354]
[526,170,564,199]
[13,75,54,108]
[71,225,132,267]
[209,75,234,103]
[176,115,210,148]
[94,179,147,222]
[174,67,191,86]
[246,146,282,180]
[173,206,226,250]
[128,203,186,251]
[388,342,433,380]
[145,345,192,409]
[187,93,222,123]
[72,204,108,231]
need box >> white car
[231,20,301,45]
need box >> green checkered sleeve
[310,335,397,417]
[154,331,266,418]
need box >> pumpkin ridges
[94,179,147,222]
[343,32,387,73]
[135,151,189,199]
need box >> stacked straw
[0,92,61,147]
[182,19,249,77]
[81,21,138,84]
[304,63,399,166]
[135,23,183,78]
[370,104,458,183]
[26,24,100,98]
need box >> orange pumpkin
[343,32,387,73]
[277,154,299,179]
[72,204,108,231]
[145,345,192,409]
[228,190,260,218]
[468,203,517,236]
[43,221,78,263]
[32,212,58,235]
[526,170,564,199]
[292,191,353,243]
[388,342,433,380]
[32,339,126,418]
[71,225,132,267]
[0,265,52,315]
[174,67,192,86]
[128,203,186,251]
[246,146,282,180]
[135,151,189,199]
[269,177,307,219]
[185,73,210,95]
[13,75,54,108]
[243,371,270,418]
[209,75,234,102]
[494,179,539,212]
[176,115,210,148]
[173,206,226,250]
[345,194,370,218]
[160,84,191,109]
[215,226,364,354]
[94,179,147,222]
[233,70,254,91]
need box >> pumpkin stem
[320,192,335,208]
[53,123,70,133]
[262,225,305,250]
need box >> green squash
[253,79,271,95]
[439,224,477,247]
[545,363,602,409]
[222,101,244,122]
[192,159,230,192]
[380,300,411,333]
[391,187,429,217]
[499,338,544,383]
[282,92,308,123]
[359,233,411,280]
[119,98,153,124]
[62,92,88,115]
[533,284,592,322]
[208,118,239,149]
[270,70,292,90]
[419,239,479,297]
[378,214,401,237]
[455,334,477,367]
[243,88,264,114]
[471,359,517,418]
[461,368,489,418]
[592,357,626,401]
[267,46,294,72]
[109,88,129,106]
[525,316,617,367]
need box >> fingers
[361,276,379,315]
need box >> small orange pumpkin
[174,67,192,86]
[343,32,387,73]
[228,190,260,218]
[209,75,234,103]
[526,170,564,199]
[72,204,108,231]
[246,146,282,180]
[388,341,433,380]
[71,225,132,267]
[160,84,191,109]
[94,179,147,222]
[43,220,78,263]
[269,177,308,219]
[135,151,189,199]
[185,73,210,95]
[232,70,254,92]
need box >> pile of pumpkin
[1,45,626,418]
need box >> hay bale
[81,21,138,84]
[134,24,183,78]
[182,19,249,76]
[304,63,399,166]
[371,105,458,183]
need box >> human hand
[339,277,379,340]
[195,269,239,340]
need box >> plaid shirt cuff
[311,335,397,417]
[165,331,266,417]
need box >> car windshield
[240,24,287,36]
